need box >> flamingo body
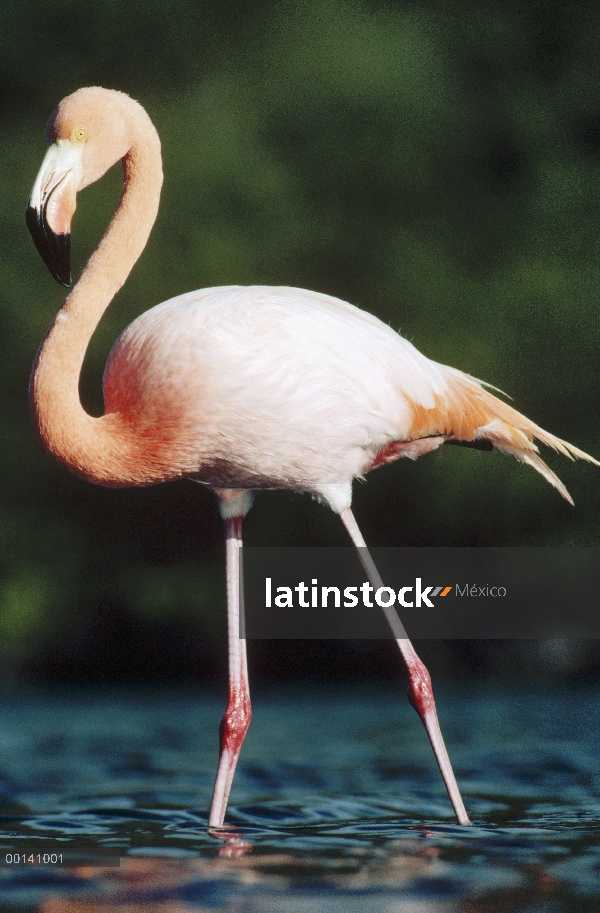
[104,281,594,507]
[104,284,451,506]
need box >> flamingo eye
[73,127,88,142]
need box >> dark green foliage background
[1,0,599,679]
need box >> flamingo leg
[209,515,252,828]
[339,507,471,826]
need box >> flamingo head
[26,87,141,287]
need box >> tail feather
[409,367,600,502]
[516,449,574,505]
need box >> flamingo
[27,87,597,830]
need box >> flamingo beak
[26,141,83,287]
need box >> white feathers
[104,285,447,502]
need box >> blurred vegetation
[1,0,600,682]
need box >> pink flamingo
[27,88,597,829]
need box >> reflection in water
[36,843,447,912]
[0,684,598,910]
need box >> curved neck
[30,118,163,486]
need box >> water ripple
[0,684,598,910]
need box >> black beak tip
[26,205,71,288]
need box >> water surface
[0,683,598,911]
